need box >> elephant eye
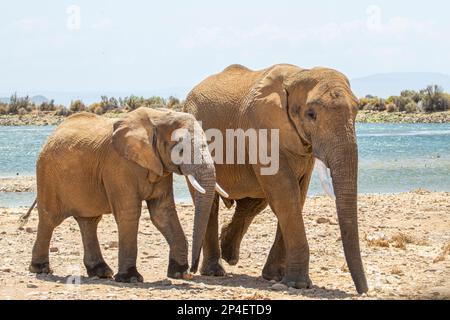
[305,108,316,121]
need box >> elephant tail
[19,198,37,227]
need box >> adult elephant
[26,107,227,283]
[184,64,368,294]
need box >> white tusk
[315,159,336,200]
[187,175,206,194]
[215,183,229,198]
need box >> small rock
[105,241,119,249]
[27,284,38,289]
[25,227,34,233]
[316,217,330,224]
[271,283,288,291]
[430,287,450,297]
[50,247,59,253]
[160,279,172,286]
[1,268,11,273]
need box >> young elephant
[28,107,227,283]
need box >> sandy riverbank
[1,110,450,126]
[0,190,449,300]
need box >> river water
[1,123,449,207]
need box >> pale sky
[1,0,449,94]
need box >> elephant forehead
[308,84,356,107]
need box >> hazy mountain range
[1,73,450,105]
[350,72,450,98]
[0,95,49,105]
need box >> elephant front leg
[146,200,189,279]
[256,165,312,289]
[75,216,113,279]
[113,206,143,283]
[262,167,313,282]
[200,195,227,276]
[262,224,286,282]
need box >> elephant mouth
[174,165,183,176]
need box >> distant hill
[30,95,49,105]
[351,72,450,98]
[0,95,49,105]
[2,74,450,105]
[0,88,188,106]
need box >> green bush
[0,103,8,115]
[93,105,105,115]
[405,101,419,113]
[363,97,386,111]
[8,93,32,114]
[39,100,56,112]
[420,85,449,112]
[392,96,412,112]
[386,103,398,113]
[18,107,27,116]
[70,100,86,112]
[100,96,120,113]
[54,106,70,116]
[121,95,145,111]
[400,90,421,103]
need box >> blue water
[1,124,449,207]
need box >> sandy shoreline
[0,190,449,300]
[0,177,36,193]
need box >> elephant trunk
[181,131,217,273]
[328,142,368,294]
[189,168,216,273]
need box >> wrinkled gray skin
[184,64,368,294]
[28,107,216,283]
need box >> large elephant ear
[112,110,164,177]
[247,65,291,111]
[245,64,312,154]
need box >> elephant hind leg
[29,213,63,274]
[75,216,113,279]
[220,198,268,266]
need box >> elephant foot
[200,260,226,277]
[167,259,190,279]
[29,262,53,275]
[262,263,285,282]
[114,266,143,283]
[281,274,313,289]
[86,261,114,279]
[220,229,240,266]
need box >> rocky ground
[356,110,450,123]
[1,110,450,126]
[0,177,35,193]
[0,114,65,126]
[0,190,449,300]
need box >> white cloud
[91,18,113,30]
[10,18,49,31]
[178,16,437,50]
